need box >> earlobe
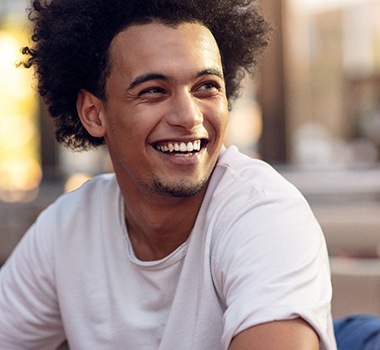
[77,89,106,137]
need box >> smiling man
[0,1,336,349]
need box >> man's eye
[198,82,220,91]
[194,82,222,97]
[138,87,166,96]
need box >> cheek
[105,109,138,139]
[213,103,229,134]
[103,117,134,154]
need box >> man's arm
[229,318,319,350]
[0,217,64,348]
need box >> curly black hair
[22,0,271,150]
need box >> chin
[152,177,208,198]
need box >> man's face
[98,21,228,197]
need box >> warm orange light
[0,19,41,202]
[64,173,93,193]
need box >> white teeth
[156,140,202,153]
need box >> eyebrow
[127,68,224,91]
[197,68,224,80]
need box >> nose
[166,90,203,130]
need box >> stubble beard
[150,175,209,198]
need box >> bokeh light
[0,17,41,202]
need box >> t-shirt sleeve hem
[221,305,337,350]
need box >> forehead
[108,21,223,79]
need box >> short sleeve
[0,207,65,349]
[212,195,334,350]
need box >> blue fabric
[334,314,380,350]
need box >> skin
[230,319,319,350]
[77,21,320,349]
[77,21,228,261]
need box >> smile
[154,140,205,155]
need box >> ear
[76,89,106,138]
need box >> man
[0,0,337,349]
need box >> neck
[123,187,207,261]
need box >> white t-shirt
[0,146,337,349]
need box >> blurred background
[1,0,380,318]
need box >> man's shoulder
[213,146,300,198]
[60,173,118,201]
[41,173,120,222]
